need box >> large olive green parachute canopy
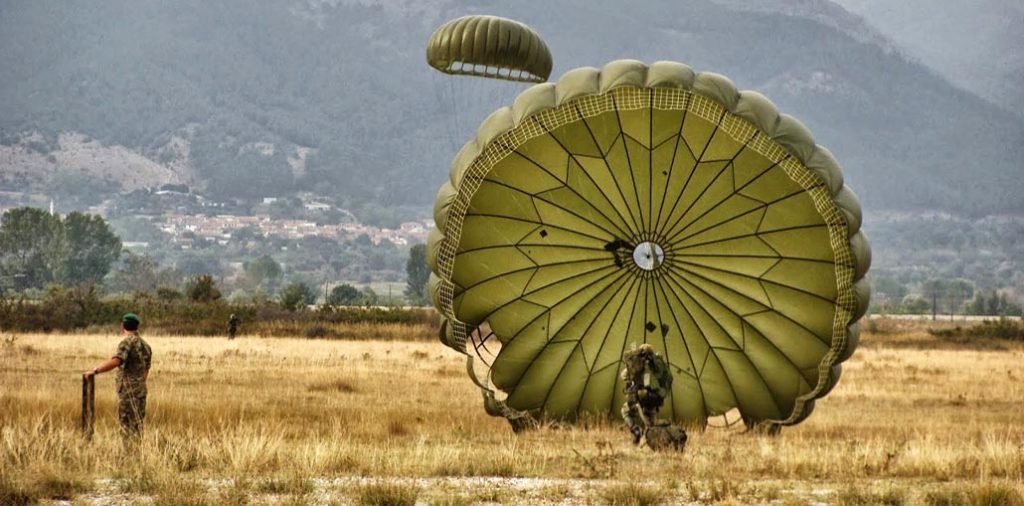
[426,15,553,83]
[428,60,871,430]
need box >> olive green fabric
[429,60,870,427]
[426,15,552,83]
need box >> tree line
[0,207,432,311]
[0,207,121,290]
[870,276,1023,317]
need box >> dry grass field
[1,318,1022,505]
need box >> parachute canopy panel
[426,15,553,83]
[429,60,870,428]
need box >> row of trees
[120,273,388,312]
[0,207,121,290]
[0,207,433,308]
[965,291,1022,316]
[871,276,1023,317]
[104,251,418,309]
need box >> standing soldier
[620,343,673,444]
[82,313,153,440]
[227,313,240,340]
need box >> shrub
[279,282,316,311]
[156,286,184,301]
[929,318,1024,342]
[0,292,438,337]
[967,318,1024,340]
[328,283,362,306]
[187,274,222,302]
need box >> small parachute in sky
[425,15,554,155]
[426,15,553,83]
[428,60,871,431]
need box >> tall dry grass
[1,319,1022,503]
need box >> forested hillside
[1,0,1021,215]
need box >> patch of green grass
[356,481,421,506]
[430,455,516,478]
[601,482,667,506]
[428,493,475,506]
[0,473,37,506]
[28,471,92,501]
[255,474,314,495]
[924,487,967,506]
[307,379,359,393]
[969,483,1024,506]
[153,478,212,506]
[923,484,1023,506]
[0,469,94,505]
[835,484,906,506]
[536,482,574,503]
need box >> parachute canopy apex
[426,15,553,83]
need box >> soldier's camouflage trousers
[118,393,146,438]
[644,423,688,452]
[621,392,663,434]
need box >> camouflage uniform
[114,333,152,438]
[620,344,673,444]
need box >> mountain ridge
[832,0,1023,114]
[1,0,1021,216]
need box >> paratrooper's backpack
[644,422,688,452]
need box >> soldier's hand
[83,370,95,380]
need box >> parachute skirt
[428,60,871,429]
[426,15,553,84]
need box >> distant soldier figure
[621,343,673,445]
[227,313,241,340]
[83,313,153,440]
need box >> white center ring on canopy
[632,242,665,271]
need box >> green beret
[122,313,141,324]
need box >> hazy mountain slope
[832,0,1024,112]
[1,0,1021,215]
[708,0,893,49]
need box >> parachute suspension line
[650,273,711,421]
[441,62,541,83]
[464,327,537,430]
[430,73,460,155]
[435,75,529,155]
[468,324,498,369]
[444,77,463,153]
[706,408,745,429]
